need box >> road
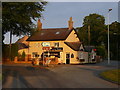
[2,60,119,88]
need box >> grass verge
[100,69,120,84]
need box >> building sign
[51,47,63,50]
[42,47,50,50]
[42,42,50,47]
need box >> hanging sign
[41,42,50,47]
[42,47,50,50]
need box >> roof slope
[16,36,29,43]
[18,43,29,50]
[27,28,73,41]
[64,42,81,51]
[16,36,29,50]
[16,35,29,46]
[84,46,95,52]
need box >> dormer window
[56,32,60,34]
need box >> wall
[65,30,79,42]
[18,48,28,55]
[77,51,88,63]
[61,41,80,64]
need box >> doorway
[66,53,70,64]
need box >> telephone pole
[88,25,90,63]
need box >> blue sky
[4,2,118,44]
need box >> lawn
[100,69,120,84]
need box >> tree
[2,2,47,60]
[83,13,105,46]
[77,13,107,58]
[2,43,18,61]
[109,21,120,60]
[21,51,26,61]
[78,13,106,46]
[2,2,47,37]
[76,26,88,45]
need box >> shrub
[96,45,107,58]
[2,43,19,61]
[21,51,26,60]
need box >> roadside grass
[100,69,120,84]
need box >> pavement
[2,60,120,88]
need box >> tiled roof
[27,28,73,41]
[18,43,29,50]
[16,36,29,43]
[84,46,95,52]
[64,42,81,51]
[16,35,29,46]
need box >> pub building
[17,17,96,65]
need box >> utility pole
[88,25,90,63]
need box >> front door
[66,53,70,64]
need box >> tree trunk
[9,30,12,61]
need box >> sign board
[42,42,50,47]
[42,47,50,50]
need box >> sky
[3,1,118,44]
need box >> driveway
[2,60,119,88]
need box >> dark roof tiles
[18,43,29,50]
[64,42,81,51]
[27,28,72,41]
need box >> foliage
[2,44,10,59]
[109,21,120,60]
[2,43,19,60]
[83,13,105,26]
[96,45,107,58]
[11,43,19,60]
[77,27,88,45]
[78,13,106,46]
[101,21,120,60]
[2,2,47,38]
[77,13,119,60]
[21,51,26,60]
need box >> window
[71,53,74,58]
[54,42,59,47]
[56,32,60,34]
[79,52,83,59]
[32,52,38,57]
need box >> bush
[96,45,107,58]
[2,44,10,59]
[21,51,26,60]
[2,43,19,61]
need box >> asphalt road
[2,61,119,88]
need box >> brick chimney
[68,17,73,30]
[37,19,42,31]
